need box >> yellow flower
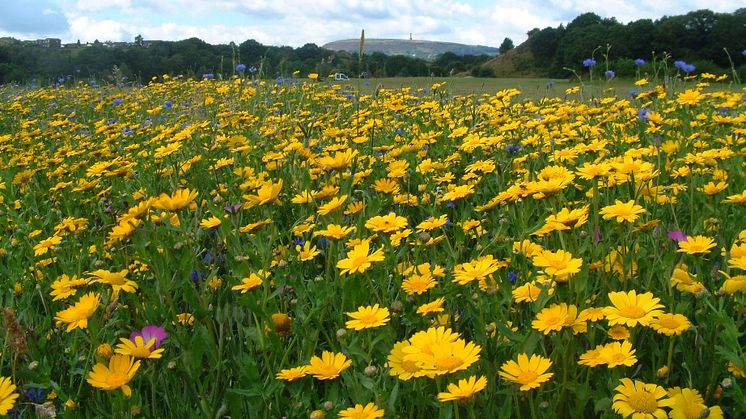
[317,195,347,216]
[0,376,19,416]
[498,353,553,391]
[531,249,582,281]
[54,292,100,332]
[452,255,502,286]
[306,351,351,380]
[115,336,165,359]
[437,375,487,403]
[401,263,443,295]
[668,387,724,419]
[345,304,390,331]
[677,235,716,255]
[89,269,137,297]
[365,212,408,233]
[532,303,569,334]
[307,73,318,80]
[338,403,384,419]
[199,216,222,228]
[416,297,446,315]
[50,274,90,301]
[231,270,269,293]
[404,330,481,376]
[612,378,673,418]
[33,235,62,256]
[153,188,198,211]
[336,240,385,275]
[512,282,545,303]
[676,89,704,106]
[416,215,448,232]
[296,241,320,261]
[599,200,646,223]
[275,366,307,381]
[243,179,282,207]
[599,340,637,368]
[603,290,664,327]
[87,354,141,397]
[313,224,356,240]
[649,312,691,336]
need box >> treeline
[0,38,495,84]
[526,8,746,77]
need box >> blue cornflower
[742,50,746,57]
[236,63,247,72]
[112,98,123,105]
[634,58,645,66]
[164,100,173,108]
[202,73,214,79]
[203,252,213,264]
[637,108,651,123]
[293,237,305,246]
[248,66,257,74]
[674,60,686,70]
[506,144,521,154]
[546,81,555,88]
[582,58,596,67]
[682,63,696,73]
[604,70,615,79]
[629,90,639,98]
[507,271,518,284]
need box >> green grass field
[335,77,639,99]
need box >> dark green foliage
[525,8,746,77]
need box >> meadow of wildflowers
[0,72,744,418]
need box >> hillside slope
[479,42,537,77]
[323,38,498,60]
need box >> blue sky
[0,0,741,47]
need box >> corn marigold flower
[275,366,307,381]
[338,403,384,419]
[33,235,62,256]
[499,353,553,391]
[231,270,269,293]
[452,255,502,286]
[243,180,282,207]
[87,354,141,397]
[317,195,347,216]
[599,200,646,223]
[336,240,385,275]
[668,387,724,419]
[603,290,664,327]
[612,378,673,418]
[649,313,691,336]
[345,304,390,331]
[313,224,356,240]
[599,340,638,368]
[115,336,165,359]
[416,297,446,315]
[153,188,198,211]
[54,292,100,332]
[677,235,716,255]
[0,376,19,415]
[306,351,351,380]
[437,375,487,403]
[50,274,90,301]
[199,216,222,228]
[531,249,582,281]
[88,269,137,298]
[365,212,408,233]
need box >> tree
[498,38,514,55]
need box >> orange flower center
[517,370,539,385]
[618,305,646,319]
[435,355,464,371]
[657,317,681,329]
[627,391,658,414]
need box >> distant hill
[323,38,499,60]
[479,41,537,77]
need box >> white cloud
[37,0,745,48]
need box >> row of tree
[0,37,497,84]
[526,8,746,77]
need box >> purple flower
[202,73,214,79]
[667,230,687,243]
[604,70,615,79]
[223,203,242,214]
[637,108,651,122]
[130,325,168,349]
[594,227,602,245]
[634,58,645,66]
[582,58,597,67]
[236,63,247,72]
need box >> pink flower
[667,230,687,242]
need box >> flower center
[435,355,464,371]
[517,370,538,385]
[360,313,379,324]
[657,317,681,329]
[627,391,658,413]
[618,305,646,319]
